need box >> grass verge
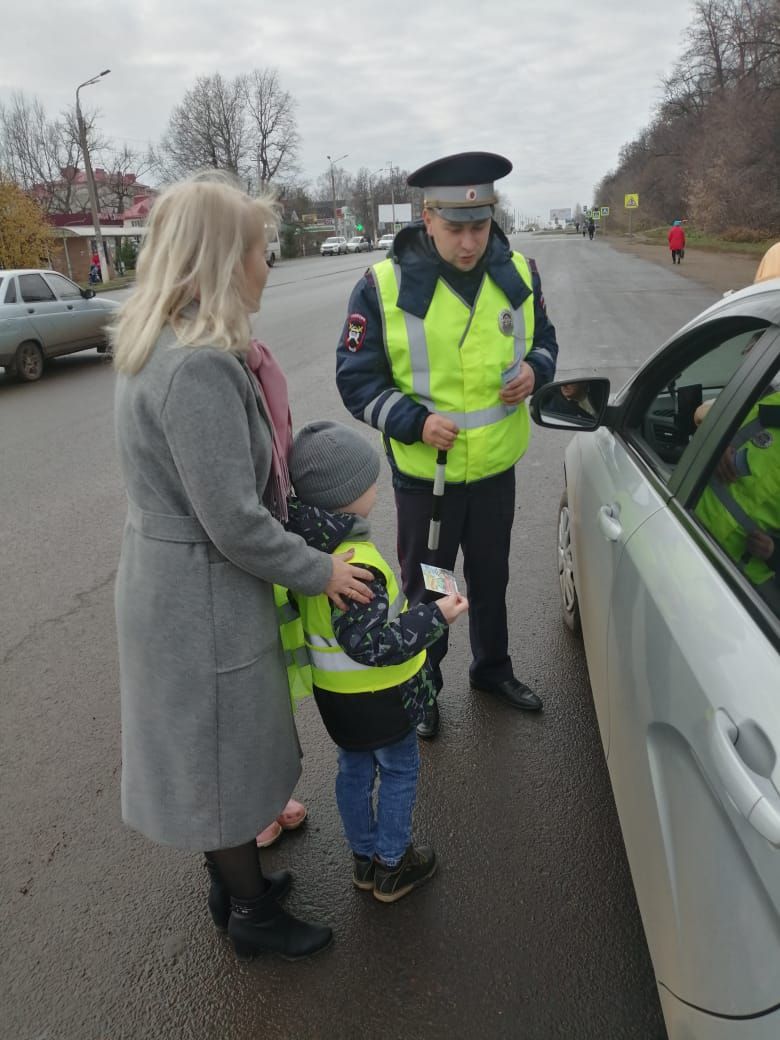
[635,228,774,256]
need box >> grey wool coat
[114,325,332,850]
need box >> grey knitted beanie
[290,420,380,510]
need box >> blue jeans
[335,729,419,867]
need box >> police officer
[336,152,559,739]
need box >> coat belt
[127,501,210,542]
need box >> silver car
[531,278,780,1039]
[0,269,118,382]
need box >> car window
[4,278,16,304]
[625,319,771,478]
[19,273,56,303]
[689,355,780,619]
[44,273,82,300]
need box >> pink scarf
[245,339,292,522]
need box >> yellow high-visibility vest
[296,540,427,693]
[274,584,313,707]
[372,252,536,483]
[696,392,780,587]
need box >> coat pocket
[209,559,279,673]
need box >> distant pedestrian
[668,220,686,264]
[587,218,595,240]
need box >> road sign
[624,194,639,209]
[601,207,610,216]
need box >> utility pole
[368,167,385,245]
[76,69,111,284]
[387,161,396,231]
[326,153,348,233]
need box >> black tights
[205,841,269,901]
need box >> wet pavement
[1,236,722,1040]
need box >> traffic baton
[427,449,447,551]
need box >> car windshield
[349,238,361,243]
[325,238,340,243]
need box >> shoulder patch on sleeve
[345,313,368,352]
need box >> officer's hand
[715,445,738,484]
[422,413,459,450]
[746,530,775,561]
[326,550,375,611]
[499,362,535,405]
[435,593,469,624]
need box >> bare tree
[157,69,300,188]
[244,69,299,188]
[98,143,156,215]
[158,73,248,181]
[0,93,103,213]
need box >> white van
[265,227,281,267]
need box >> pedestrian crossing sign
[601,207,610,216]
[624,194,639,209]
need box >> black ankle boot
[228,890,333,961]
[204,860,293,932]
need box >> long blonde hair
[111,172,278,374]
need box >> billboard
[549,207,572,223]
[378,203,412,225]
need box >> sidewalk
[606,236,762,296]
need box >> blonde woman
[113,173,373,961]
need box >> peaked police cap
[407,151,512,222]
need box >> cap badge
[752,429,773,449]
[498,309,514,335]
[465,187,478,202]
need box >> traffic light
[356,223,364,231]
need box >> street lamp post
[326,153,348,234]
[76,69,111,284]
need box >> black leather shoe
[205,861,292,932]
[416,700,440,740]
[472,677,543,711]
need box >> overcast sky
[1,0,694,219]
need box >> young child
[287,420,468,903]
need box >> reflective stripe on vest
[295,540,426,694]
[274,584,313,705]
[696,392,780,585]
[372,252,535,482]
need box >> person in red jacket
[668,220,686,264]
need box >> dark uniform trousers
[395,466,516,694]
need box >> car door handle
[66,304,73,310]
[597,503,622,541]
[710,709,780,847]
[27,307,35,314]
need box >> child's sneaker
[373,845,437,903]
[352,854,375,891]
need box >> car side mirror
[530,378,610,430]
[82,288,96,299]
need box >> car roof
[674,278,780,334]
[0,269,65,279]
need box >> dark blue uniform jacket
[336,220,559,490]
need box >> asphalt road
[0,235,719,1040]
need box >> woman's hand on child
[435,593,469,624]
[326,549,375,610]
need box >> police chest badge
[345,313,367,352]
[498,309,514,335]
[752,429,773,449]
